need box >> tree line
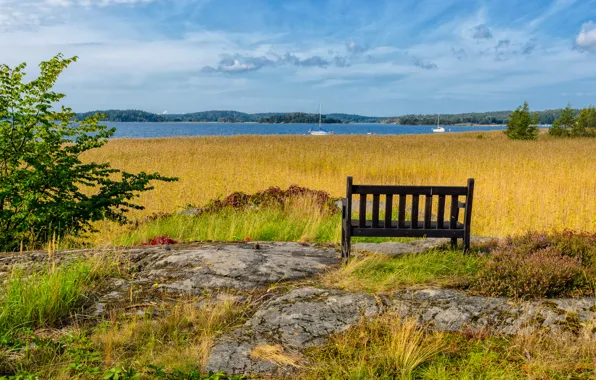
[505,102,596,140]
[76,109,577,125]
[258,113,343,124]
[386,109,569,125]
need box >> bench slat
[372,194,380,228]
[352,185,467,196]
[437,195,445,229]
[384,194,393,229]
[350,220,464,229]
[450,195,459,229]
[398,195,406,228]
[352,228,464,238]
[411,195,419,229]
[424,195,432,229]
[359,194,367,228]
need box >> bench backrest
[345,177,474,234]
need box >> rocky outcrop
[131,242,339,293]
[206,287,596,375]
[90,242,340,315]
[4,241,596,377]
[206,288,381,375]
[388,288,596,335]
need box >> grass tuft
[302,315,445,379]
[249,345,303,368]
[322,249,483,293]
[0,258,113,336]
[93,297,247,372]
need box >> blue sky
[1,0,596,115]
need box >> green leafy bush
[470,231,596,299]
[0,54,176,251]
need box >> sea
[106,122,508,139]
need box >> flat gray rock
[125,242,340,294]
[353,239,450,256]
[388,288,596,335]
[206,287,381,375]
[352,236,496,256]
[81,242,340,315]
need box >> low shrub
[469,231,596,299]
[201,185,339,215]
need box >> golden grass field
[83,131,596,243]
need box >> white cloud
[576,22,596,51]
[0,0,158,32]
[1,0,595,114]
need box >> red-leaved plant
[140,235,178,246]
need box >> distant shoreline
[103,121,519,127]
[78,109,566,126]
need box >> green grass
[0,259,112,338]
[322,249,483,293]
[0,294,249,379]
[302,314,596,380]
[418,335,522,380]
[115,209,341,245]
[114,208,419,246]
[301,315,524,380]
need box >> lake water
[106,122,507,139]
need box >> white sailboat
[432,114,445,133]
[308,103,333,135]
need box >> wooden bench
[341,177,474,260]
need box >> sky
[1,0,596,116]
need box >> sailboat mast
[319,103,322,129]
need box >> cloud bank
[205,52,352,73]
[576,22,596,51]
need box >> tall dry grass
[83,132,596,243]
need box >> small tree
[574,106,596,137]
[504,101,539,140]
[0,55,177,250]
[549,104,576,137]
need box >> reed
[82,132,596,245]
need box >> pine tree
[504,102,539,140]
[549,104,576,137]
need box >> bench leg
[451,237,458,250]
[341,226,347,260]
[463,232,471,254]
[341,229,351,263]
[341,199,351,263]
